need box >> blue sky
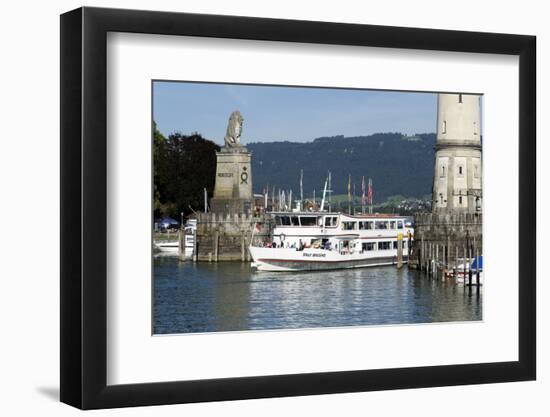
[153,81,437,144]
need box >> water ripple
[153,258,482,334]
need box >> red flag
[367,178,373,205]
[361,176,366,206]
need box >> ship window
[280,216,291,226]
[358,221,373,230]
[362,242,376,251]
[290,216,299,226]
[275,216,282,226]
[397,221,404,229]
[390,221,396,229]
[375,221,389,230]
[299,216,317,226]
[393,241,398,249]
[342,221,356,231]
[378,241,392,250]
[324,216,338,227]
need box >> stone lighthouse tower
[432,93,482,213]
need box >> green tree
[154,129,220,219]
[153,121,166,213]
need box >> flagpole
[368,177,373,214]
[289,189,292,211]
[300,169,303,208]
[353,183,356,215]
[347,174,351,215]
[361,175,365,214]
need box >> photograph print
[152,81,483,335]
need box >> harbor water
[153,257,482,334]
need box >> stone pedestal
[210,146,253,214]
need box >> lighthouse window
[443,120,447,134]
[458,165,464,176]
[441,165,446,177]
[459,196,463,205]
[458,93,463,103]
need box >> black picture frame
[60,6,536,410]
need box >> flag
[361,176,366,206]
[367,178,373,205]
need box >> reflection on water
[153,257,482,334]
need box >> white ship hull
[153,241,194,258]
[249,246,407,272]
[154,241,179,256]
[154,221,196,259]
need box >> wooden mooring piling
[411,213,482,287]
[415,240,481,286]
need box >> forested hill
[247,132,436,203]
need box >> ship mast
[327,171,332,212]
[320,176,328,212]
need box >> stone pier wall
[410,212,482,268]
[195,212,274,262]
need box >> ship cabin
[269,212,414,255]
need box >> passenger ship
[249,212,413,272]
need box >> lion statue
[224,110,244,147]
